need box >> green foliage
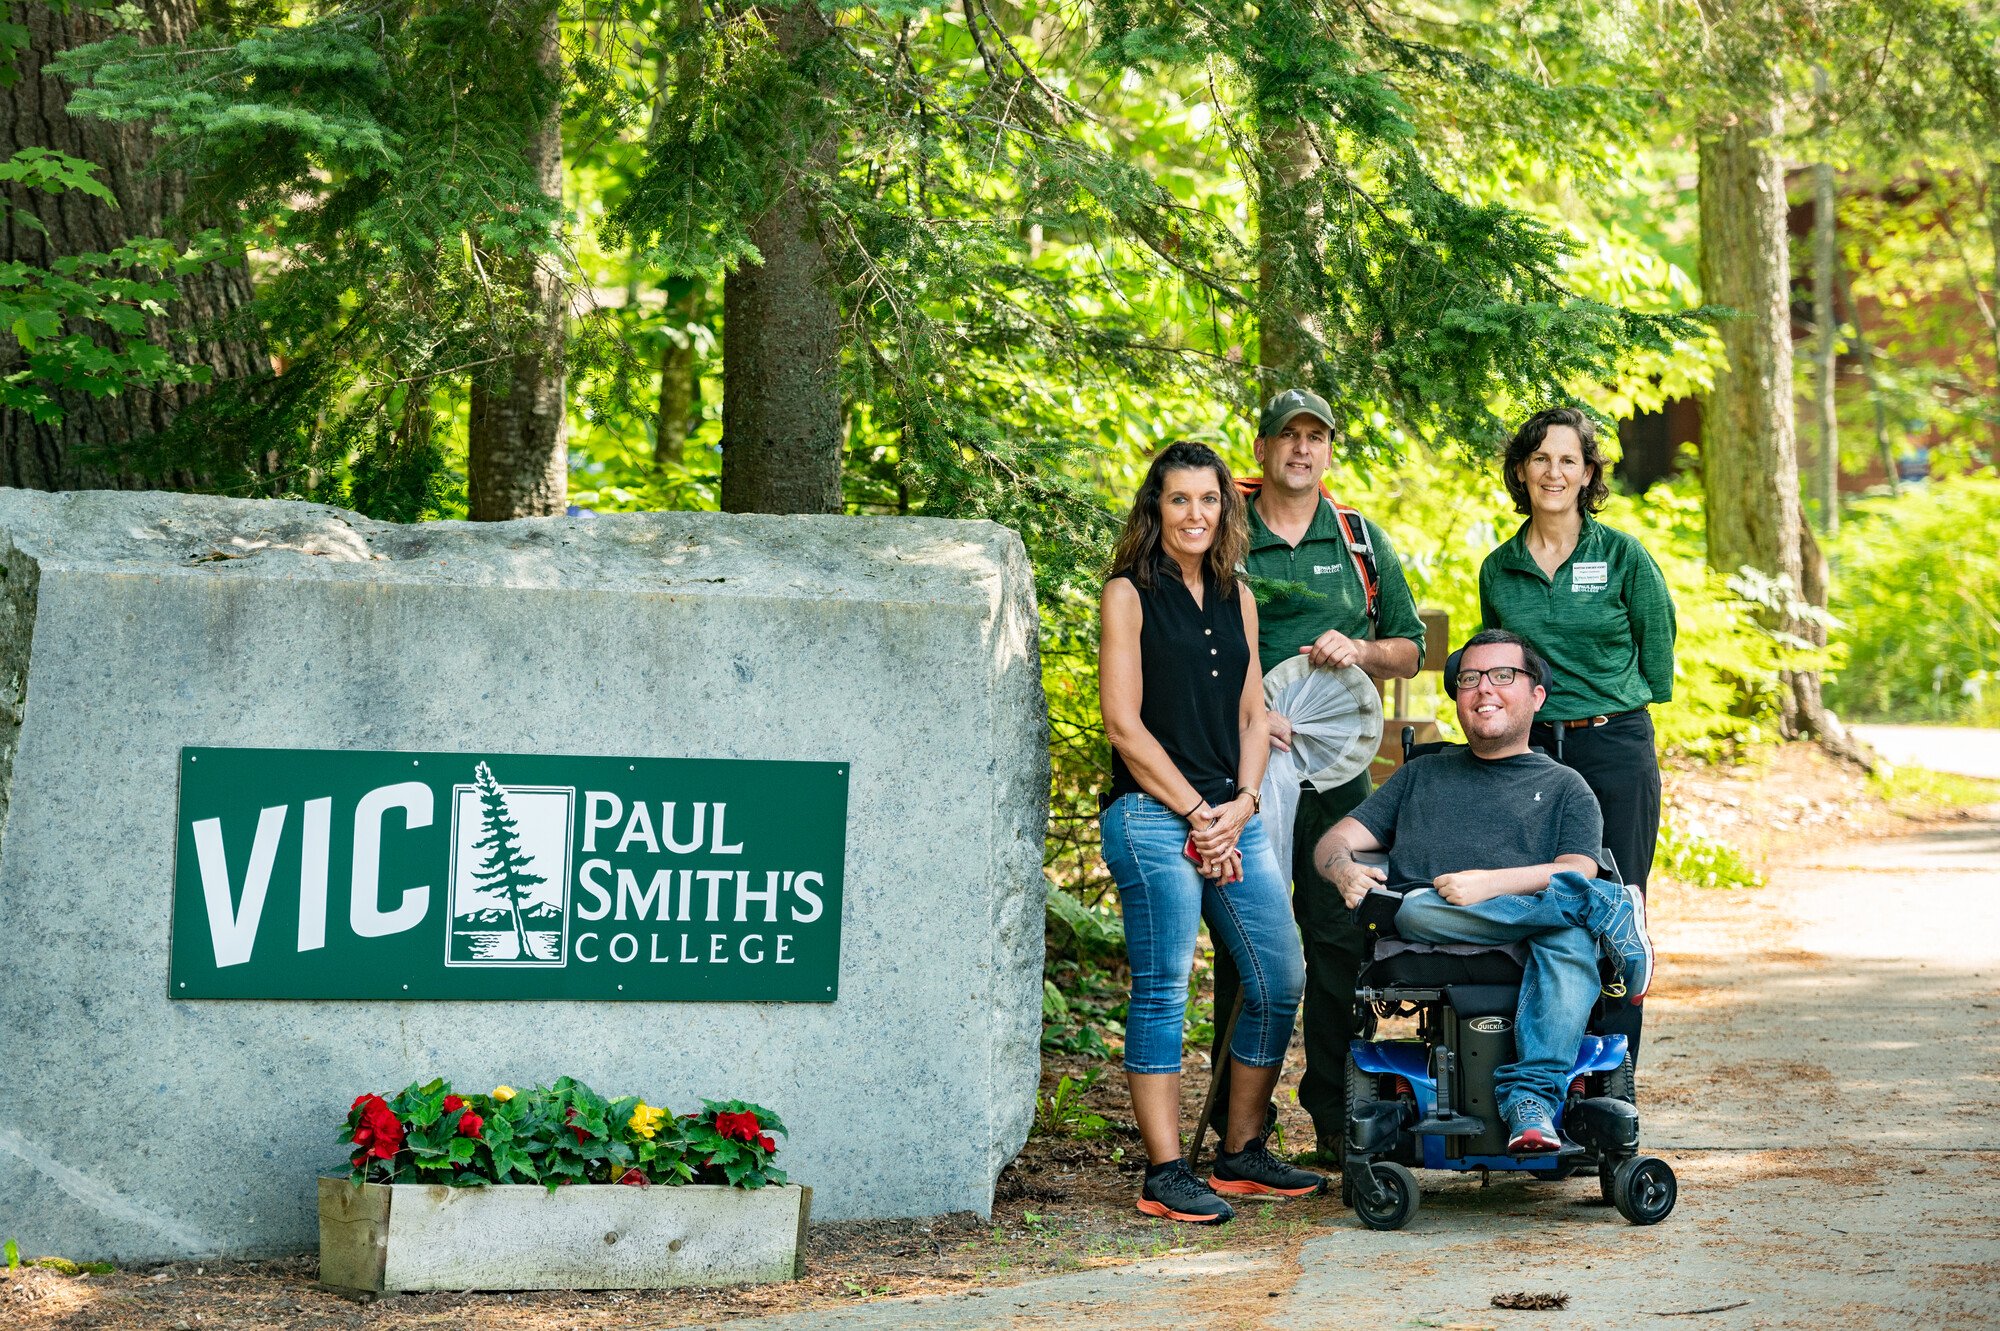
[1032,1067,1109,1140]
[50,1,587,517]
[3,1238,17,1269]
[1828,478,2000,724]
[597,0,1707,594]
[1656,816,1764,891]
[1044,878,1124,958]
[1040,959,1124,1059]
[0,148,228,422]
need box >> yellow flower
[491,1085,516,1103]
[628,1102,667,1139]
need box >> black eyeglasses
[1454,666,1530,690]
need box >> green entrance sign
[170,748,849,1001]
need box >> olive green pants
[1207,771,1373,1147]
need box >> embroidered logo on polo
[1312,564,1346,577]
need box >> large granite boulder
[0,490,1047,1260]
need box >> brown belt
[1551,708,1643,730]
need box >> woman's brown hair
[1108,441,1248,593]
[1502,407,1611,516]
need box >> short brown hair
[1502,407,1611,516]
[1108,441,1248,594]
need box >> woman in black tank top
[1098,441,1319,1224]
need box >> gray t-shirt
[1349,747,1604,889]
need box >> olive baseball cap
[1258,387,1336,438]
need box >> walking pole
[1187,989,1247,1174]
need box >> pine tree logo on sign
[446,762,575,967]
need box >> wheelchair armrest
[1354,887,1405,939]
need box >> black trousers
[1531,708,1662,1064]
[1208,771,1372,1146]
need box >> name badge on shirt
[1571,561,1609,588]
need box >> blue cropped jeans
[1394,872,1625,1123]
[1101,793,1305,1075]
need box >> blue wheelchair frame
[1349,1034,1629,1174]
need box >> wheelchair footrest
[1411,1112,1485,1137]
[1565,1097,1641,1155]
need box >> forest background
[4,0,2000,1007]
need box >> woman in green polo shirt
[1478,406,1675,1059]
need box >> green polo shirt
[1245,498,1426,674]
[1477,516,1677,722]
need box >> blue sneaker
[1506,1099,1560,1154]
[1595,883,1654,1000]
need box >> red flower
[349,1094,405,1161]
[616,1168,648,1187]
[564,1105,590,1144]
[714,1110,761,1143]
[458,1110,485,1138]
[757,1134,777,1154]
[443,1095,465,1112]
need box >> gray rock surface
[0,490,1047,1260]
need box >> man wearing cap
[1206,387,1427,1163]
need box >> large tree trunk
[466,11,567,521]
[1699,107,1800,591]
[719,4,842,515]
[1699,107,1870,767]
[1256,120,1318,401]
[0,0,268,491]
[1812,158,1839,536]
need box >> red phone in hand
[1183,831,1204,866]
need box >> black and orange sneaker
[1211,1138,1328,1197]
[1137,1158,1234,1224]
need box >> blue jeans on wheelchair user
[1394,873,1626,1124]
[1101,793,1305,1077]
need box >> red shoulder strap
[1327,500,1381,624]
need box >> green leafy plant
[0,148,229,423]
[1033,1068,1110,1140]
[1040,954,1124,1060]
[1656,816,1764,891]
[4,1238,17,1269]
[341,1077,785,1192]
[1830,479,2000,726]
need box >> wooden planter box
[318,1176,811,1293]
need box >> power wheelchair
[1337,728,1678,1232]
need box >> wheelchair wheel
[1346,1050,1379,1112]
[1352,1161,1420,1231]
[1601,1053,1636,1105]
[1610,1155,1677,1225]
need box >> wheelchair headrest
[1442,642,1553,699]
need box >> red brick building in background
[1615,171,1995,495]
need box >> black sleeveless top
[1105,561,1252,809]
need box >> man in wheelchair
[1311,630,1668,1225]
